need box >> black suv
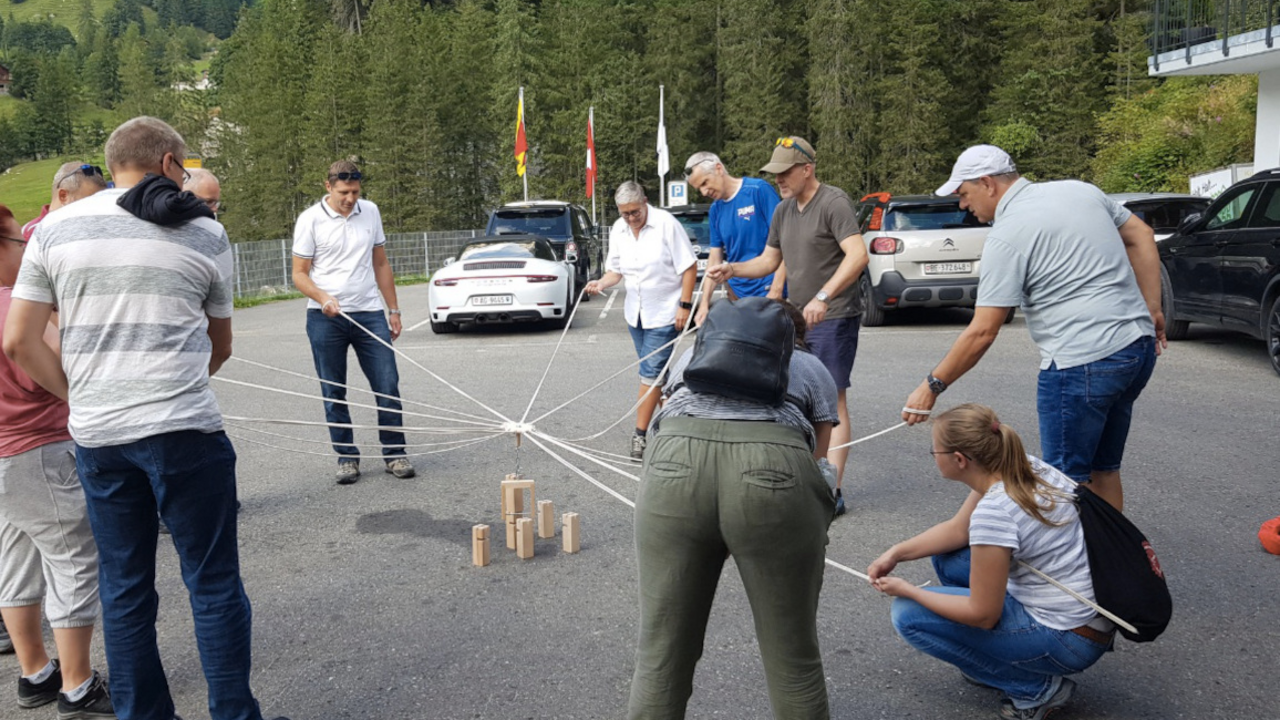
[1159,168,1280,375]
[667,203,712,281]
[486,201,602,291]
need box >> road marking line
[405,317,433,333]
[599,290,617,320]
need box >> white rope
[524,433,636,508]
[519,287,588,424]
[212,376,505,429]
[545,437,642,465]
[823,557,873,582]
[1017,560,1137,635]
[338,310,515,425]
[828,421,909,451]
[222,416,499,434]
[226,356,493,423]
[225,421,504,449]
[531,432,641,482]
[226,429,499,460]
[528,323,695,426]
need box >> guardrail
[1151,0,1278,70]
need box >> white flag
[656,85,670,178]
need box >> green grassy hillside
[0,0,116,35]
[0,154,107,224]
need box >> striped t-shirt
[969,456,1096,630]
[12,189,234,448]
[652,347,840,450]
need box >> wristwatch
[388,309,402,316]
[814,290,830,304]
[926,374,948,394]
[679,300,694,310]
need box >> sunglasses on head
[57,164,105,187]
[684,159,714,179]
[775,137,815,163]
[329,171,363,182]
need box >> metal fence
[1151,0,1278,69]
[230,230,484,299]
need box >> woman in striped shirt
[868,404,1111,720]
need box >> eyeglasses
[619,208,645,219]
[329,171,363,182]
[182,168,192,184]
[2,236,28,246]
[55,164,104,188]
[199,197,221,212]
[929,448,972,460]
[683,159,714,179]
[775,137,815,163]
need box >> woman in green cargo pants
[626,302,840,720]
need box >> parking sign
[668,180,688,207]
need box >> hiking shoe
[336,460,360,485]
[385,458,415,479]
[962,671,997,690]
[57,670,114,719]
[630,433,647,460]
[998,677,1076,720]
[0,615,12,653]
[18,659,61,708]
[834,488,847,516]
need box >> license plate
[697,259,708,272]
[472,295,513,306]
[923,262,972,275]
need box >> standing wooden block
[537,500,555,539]
[501,478,535,550]
[471,524,490,567]
[516,518,535,559]
[562,512,580,554]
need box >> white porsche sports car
[428,235,578,334]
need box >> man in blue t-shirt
[684,152,782,325]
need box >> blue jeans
[75,430,261,720]
[1037,336,1157,483]
[306,310,407,461]
[890,549,1108,709]
[627,321,680,385]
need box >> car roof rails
[1247,167,1280,180]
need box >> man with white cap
[901,144,1164,512]
[706,136,868,516]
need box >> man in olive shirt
[706,137,869,515]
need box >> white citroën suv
[854,192,1012,327]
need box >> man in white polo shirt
[291,160,414,484]
[586,181,697,459]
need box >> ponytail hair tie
[991,421,1000,434]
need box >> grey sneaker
[998,677,1076,720]
[336,459,360,485]
[385,458,415,479]
[56,670,114,719]
[630,433,647,460]
[0,615,12,653]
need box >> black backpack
[1076,486,1173,642]
[682,297,794,405]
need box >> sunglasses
[775,137,815,163]
[56,164,105,188]
[683,159,714,179]
[329,171,363,182]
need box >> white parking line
[599,290,617,320]
[405,317,434,333]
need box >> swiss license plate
[697,259,708,272]
[923,262,972,275]
[472,295,514,306]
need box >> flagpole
[658,85,666,207]
[520,87,529,202]
[589,106,597,226]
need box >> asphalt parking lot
[4,284,1276,720]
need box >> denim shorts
[806,315,861,390]
[1037,336,1157,483]
[628,321,680,386]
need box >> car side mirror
[1176,213,1202,235]
[565,249,579,264]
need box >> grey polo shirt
[977,177,1154,370]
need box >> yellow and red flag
[514,89,528,177]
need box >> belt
[1070,625,1115,644]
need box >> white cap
[935,145,1017,196]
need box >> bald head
[184,168,221,216]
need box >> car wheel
[1160,265,1189,341]
[1003,307,1016,324]
[430,320,458,334]
[1266,295,1280,377]
[860,275,886,327]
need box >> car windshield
[1124,200,1210,234]
[491,209,571,238]
[674,212,711,244]
[459,241,554,261]
[886,204,984,231]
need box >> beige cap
[760,137,816,174]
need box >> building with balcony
[1149,1,1280,170]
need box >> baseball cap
[935,145,1017,196]
[761,137,816,174]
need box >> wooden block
[501,479,535,550]
[516,518,534,559]
[562,512,580,554]
[471,524,490,567]
[537,500,555,539]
